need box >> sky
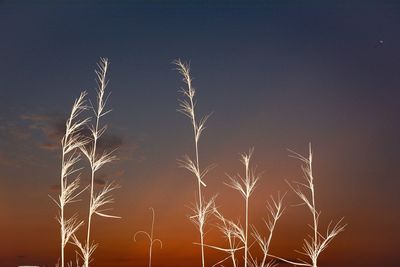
[0,1,399,266]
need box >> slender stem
[149,243,152,267]
[244,160,249,267]
[85,59,108,267]
[261,250,266,267]
[312,189,317,267]
[266,253,312,267]
[149,207,154,267]
[85,116,99,266]
[60,150,65,267]
[261,221,276,267]
[198,180,205,267]
[194,110,206,267]
[60,117,71,267]
[231,251,236,267]
[228,236,236,267]
[309,149,318,267]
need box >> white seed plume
[286,144,346,267]
[175,59,213,267]
[50,91,89,267]
[267,144,346,267]
[73,58,120,267]
[225,148,259,267]
[134,207,163,267]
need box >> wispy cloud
[0,152,17,166]
[0,108,141,171]
[20,112,65,151]
[0,114,32,141]
[20,112,130,153]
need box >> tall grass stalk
[50,92,89,267]
[285,144,346,267]
[226,148,259,267]
[72,58,120,267]
[174,59,214,267]
[134,207,163,267]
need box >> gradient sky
[0,1,399,267]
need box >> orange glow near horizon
[1,155,396,267]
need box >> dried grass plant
[50,91,89,267]
[285,144,346,267]
[225,149,259,267]
[70,58,120,267]
[174,59,215,267]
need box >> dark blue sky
[0,1,399,267]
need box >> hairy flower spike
[267,144,346,267]
[71,58,120,267]
[175,59,213,267]
[50,90,89,267]
[225,148,259,267]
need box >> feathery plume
[174,59,213,267]
[51,91,89,267]
[73,58,120,267]
[285,144,346,267]
[225,148,259,267]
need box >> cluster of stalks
[175,60,346,267]
[50,58,345,267]
[52,58,120,267]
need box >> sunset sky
[0,1,399,267]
